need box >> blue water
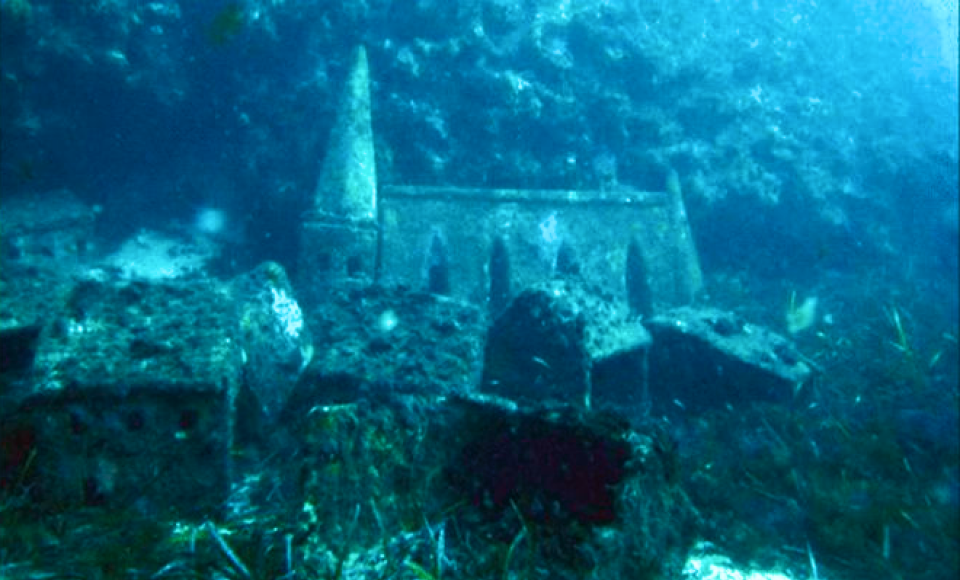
[1,1,957,578]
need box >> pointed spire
[314,45,377,222]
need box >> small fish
[531,356,550,369]
[207,2,245,47]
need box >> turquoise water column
[298,45,379,304]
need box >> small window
[125,409,145,431]
[179,409,199,431]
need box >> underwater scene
[0,1,957,579]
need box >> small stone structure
[377,183,701,315]
[478,283,814,418]
[645,307,814,415]
[0,188,97,269]
[296,44,703,316]
[289,284,487,411]
[298,46,379,307]
[2,260,314,516]
[480,279,651,408]
[23,278,244,516]
[1,190,97,374]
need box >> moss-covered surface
[679,267,959,580]
[1,394,698,579]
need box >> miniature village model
[1,45,815,579]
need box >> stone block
[1,190,96,370]
[288,283,486,409]
[480,280,651,408]
[230,261,312,424]
[645,307,813,415]
[21,278,244,516]
[0,189,96,268]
